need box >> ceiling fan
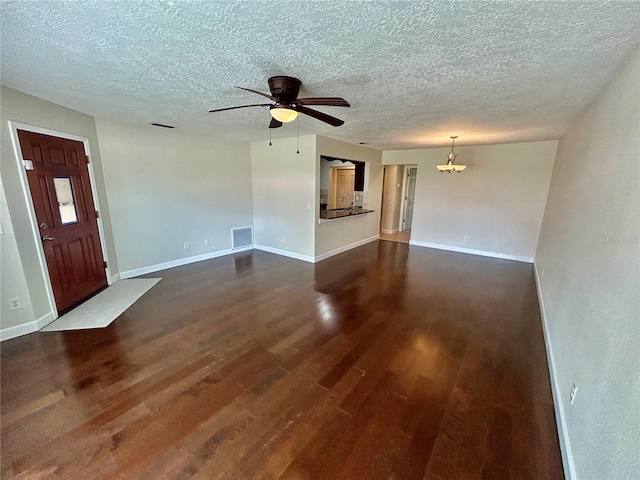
[208,76,350,129]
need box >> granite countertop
[320,207,375,220]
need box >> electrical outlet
[570,382,578,404]
[463,236,469,242]
[9,297,22,311]
[183,242,189,250]
[204,239,209,246]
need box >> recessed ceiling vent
[150,123,175,128]
[231,226,253,249]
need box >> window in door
[53,177,79,224]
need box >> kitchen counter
[319,207,375,220]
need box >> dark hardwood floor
[1,241,564,479]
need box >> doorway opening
[329,166,355,209]
[380,165,417,244]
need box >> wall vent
[231,226,253,249]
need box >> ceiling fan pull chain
[269,127,272,146]
[296,117,300,154]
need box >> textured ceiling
[2,1,639,150]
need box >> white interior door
[402,167,417,231]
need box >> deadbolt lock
[39,223,47,229]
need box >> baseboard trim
[534,262,576,480]
[380,228,398,235]
[254,244,315,263]
[0,320,39,341]
[109,273,121,284]
[119,246,253,279]
[314,235,379,262]
[409,240,533,263]
[37,311,57,330]
[1,311,56,341]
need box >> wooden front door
[18,130,107,313]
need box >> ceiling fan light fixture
[270,106,298,123]
[437,136,467,173]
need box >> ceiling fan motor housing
[268,76,302,104]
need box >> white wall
[315,136,383,259]
[251,135,382,262]
[535,49,640,480]
[0,86,117,335]
[383,141,557,261]
[0,177,36,334]
[251,135,316,260]
[96,118,253,275]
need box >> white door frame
[7,121,115,320]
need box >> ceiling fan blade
[269,118,282,129]
[295,97,350,107]
[295,105,344,127]
[209,103,271,113]
[235,86,277,101]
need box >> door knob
[41,235,55,241]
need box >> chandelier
[437,136,467,173]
